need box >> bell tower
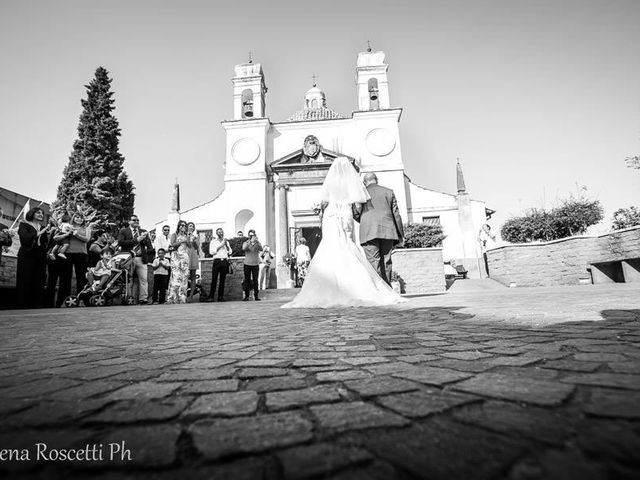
[232,56,267,120]
[355,43,390,111]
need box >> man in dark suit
[353,173,404,285]
[117,214,153,304]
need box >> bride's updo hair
[320,157,371,204]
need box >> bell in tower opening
[242,89,254,118]
[368,78,379,109]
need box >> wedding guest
[207,228,231,302]
[86,248,115,291]
[151,248,171,304]
[154,225,171,252]
[147,229,157,299]
[295,237,311,286]
[88,230,110,267]
[117,214,153,304]
[57,212,92,303]
[167,220,190,304]
[478,223,497,277]
[45,222,67,308]
[186,222,200,302]
[147,230,157,263]
[242,229,262,301]
[48,214,72,260]
[16,207,51,308]
[237,230,243,237]
[258,244,275,290]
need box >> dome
[284,83,344,122]
[306,86,324,97]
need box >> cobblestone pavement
[0,283,639,479]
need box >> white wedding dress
[282,201,405,309]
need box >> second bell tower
[232,59,267,120]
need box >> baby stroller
[62,250,137,307]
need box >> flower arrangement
[283,253,297,268]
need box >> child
[49,214,72,260]
[86,248,115,292]
[151,248,171,304]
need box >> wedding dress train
[282,202,405,308]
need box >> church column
[275,184,291,287]
[275,184,290,254]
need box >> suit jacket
[354,183,404,245]
[117,226,153,263]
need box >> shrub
[228,236,247,257]
[612,206,640,230]
[397,223,446,249]
[501,197,603,243]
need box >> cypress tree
[55,67,134,229]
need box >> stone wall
[487,226,640,287]
[0,254,17,288]
[200,258,276,300]
[392,248,445,294]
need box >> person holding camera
[207,227,232,302]
[242,229,263,301]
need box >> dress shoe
[254,297,261,301]
[217,297,226,302]
[243,297,249,301]
[138,300,148,305]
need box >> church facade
[155,48,492,281]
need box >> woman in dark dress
[16,207,50,308]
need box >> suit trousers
[210,259,228,300]
[362,239,395,286]
[131,256,148,302]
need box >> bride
[282,157,405,308]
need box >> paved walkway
[0,283,639,479]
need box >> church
[154,47,493,282]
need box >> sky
[1,0,639,232]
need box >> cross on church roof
[248,51,253,64]
[312,73,317,87]
[367,40,372,52]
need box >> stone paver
[376,389,479,418]
[188,412,313,459]
[183,391,259,417]
[310,401,410,432]
[453,372,575,406]
[0,282,638,477]
[266,385,341,411]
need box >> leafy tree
[612,206,640,230]
[501,196,603,243]
[228,236,248,257]
[54,67,134,230]
[397,223,446,249]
